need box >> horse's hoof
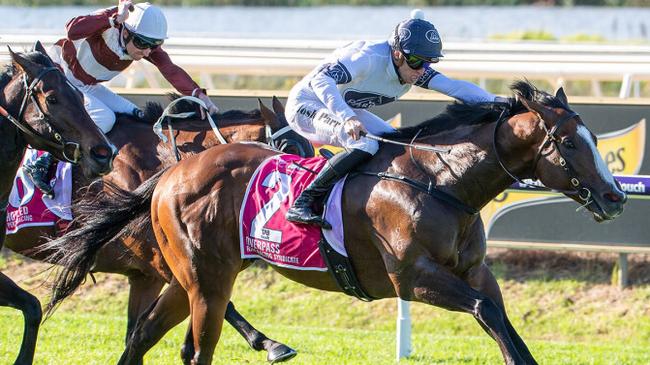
[267,344,297,364]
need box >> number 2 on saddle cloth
[241,154,331,270]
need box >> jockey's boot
[286,148,372,229]
[24,152,55,198]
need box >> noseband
[0,67,82,164]
[493,107,591,201]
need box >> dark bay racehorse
[0,43,115,365]
[47,81,626,364]
[7,95,311,362]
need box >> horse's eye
[46,95,58,104]
[562,139,575,149]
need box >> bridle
[0,67,82,164]
[266,124,314,157]
[493,106,592,202]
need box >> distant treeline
[3,0,650,7]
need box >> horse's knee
[474,297,504,325]
[18,291,42,326]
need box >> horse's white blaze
[577,125,614,184]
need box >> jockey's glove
[132,107,145,120]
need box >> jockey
[24,1,219,198]
[285,11,506,228]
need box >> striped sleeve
[65,7,117,41]
[146,48,202,96]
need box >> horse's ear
[258,98,281,129]
[555,87,569,106]
[33,41,47,55]
[33,40,56,66]
[272,96,285,115]
[9,46,39,76]
[519,95,552,123]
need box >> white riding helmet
[124,2,168,40]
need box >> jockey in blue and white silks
[285,12,504,228]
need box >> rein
[492,107,591,201]
[358,103,590,216]
[0,67,81,164]
[153,96,228,161]
[357,128,479,216]
[153,97,297,160]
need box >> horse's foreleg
[467,262,538,365]
[225,301,297,363]
[0,271,42,365]
[119,278,189,365]
[126,274,165,344]
[408,258,525,365]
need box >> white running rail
[2,35,650,98]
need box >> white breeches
[285,99,396,155]
[77,83,137,134]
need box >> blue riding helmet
[390,18,444,62]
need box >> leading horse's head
[258,96,314,158]
[4,42,116,177]
[507,81,626,221]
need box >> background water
[1,5,649,42]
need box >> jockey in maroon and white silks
[48,1,218,133]
[26,1,218,199]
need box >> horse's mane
[384,80,566,140]
[1,50,55,90]
[135,93,262,126]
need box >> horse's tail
[43,168,167,317]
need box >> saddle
[239,153,375,301]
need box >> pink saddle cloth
[239,154,347,271]
[6,149,72,235]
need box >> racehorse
[7,94,312,362]
[47,81,626,364]
[0,43,115,365]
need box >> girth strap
[318,235,376,302]
[356,171,479,215]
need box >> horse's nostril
[604,191,625,203]
[91,145,112,160]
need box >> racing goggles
[404,54,438,70]
[130,32,164,50]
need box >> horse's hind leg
[120,279,296,364]
[225,301,297,363]
[180,301,297,364]
[119,278,189,365]
[126,274,165,344]
[467,263,537,365]
[186,267,238,365]
[181,302,298,364]
[406,257,527,365]
[0,271,42,365]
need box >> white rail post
[619,73,632,99]
[396,298,412,361]
[618,253,629,288]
